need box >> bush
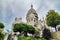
[58,27,60,31]
[0,22,4,28]
[0,30,5,40]
[13,23,35,36]
[42,28,52,40]
[18,35,44,40]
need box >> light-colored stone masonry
[51,31,60,40]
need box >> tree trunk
[55,26,57,32]
[24,31,27,36]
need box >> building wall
[26,5,38,27]
[51,31,60,40]
[14,17,22,24]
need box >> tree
[0,22,4,40]
[13,23,28,36]
[46,10,60,31]
[58,27,60,31]
[13,23,21,32]
[0,22,4,28]
[13,23,35,36]
[42,28,52,40]
[0,30,5,40]
[28,25,35,34]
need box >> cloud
[37,0,60,20]
[0,0,60,32]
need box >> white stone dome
[26,5,38,27]
[26,5,38,17]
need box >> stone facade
[6,5,45,40]
[14,17,22,24]
[4,4,60,40]
[51,31,60,40]
[26,5,45,37]
[26,5,38,27]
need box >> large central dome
[26,5,38,17]
[26,5,38,27]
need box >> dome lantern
[31,4,33,8]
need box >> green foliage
[13,23,35,36]
[18,35,44,40]
[0,22,5,40]
[13,23,28,32]
[46,10,60,31]
[28,25,35,34]
[0,22,4,28]
[42,28,52,40]
[58,27,60,31]
[0,30,5,40]
[13,23,22,32]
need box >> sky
[0,0,60,32]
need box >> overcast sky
[0,0,60,32]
